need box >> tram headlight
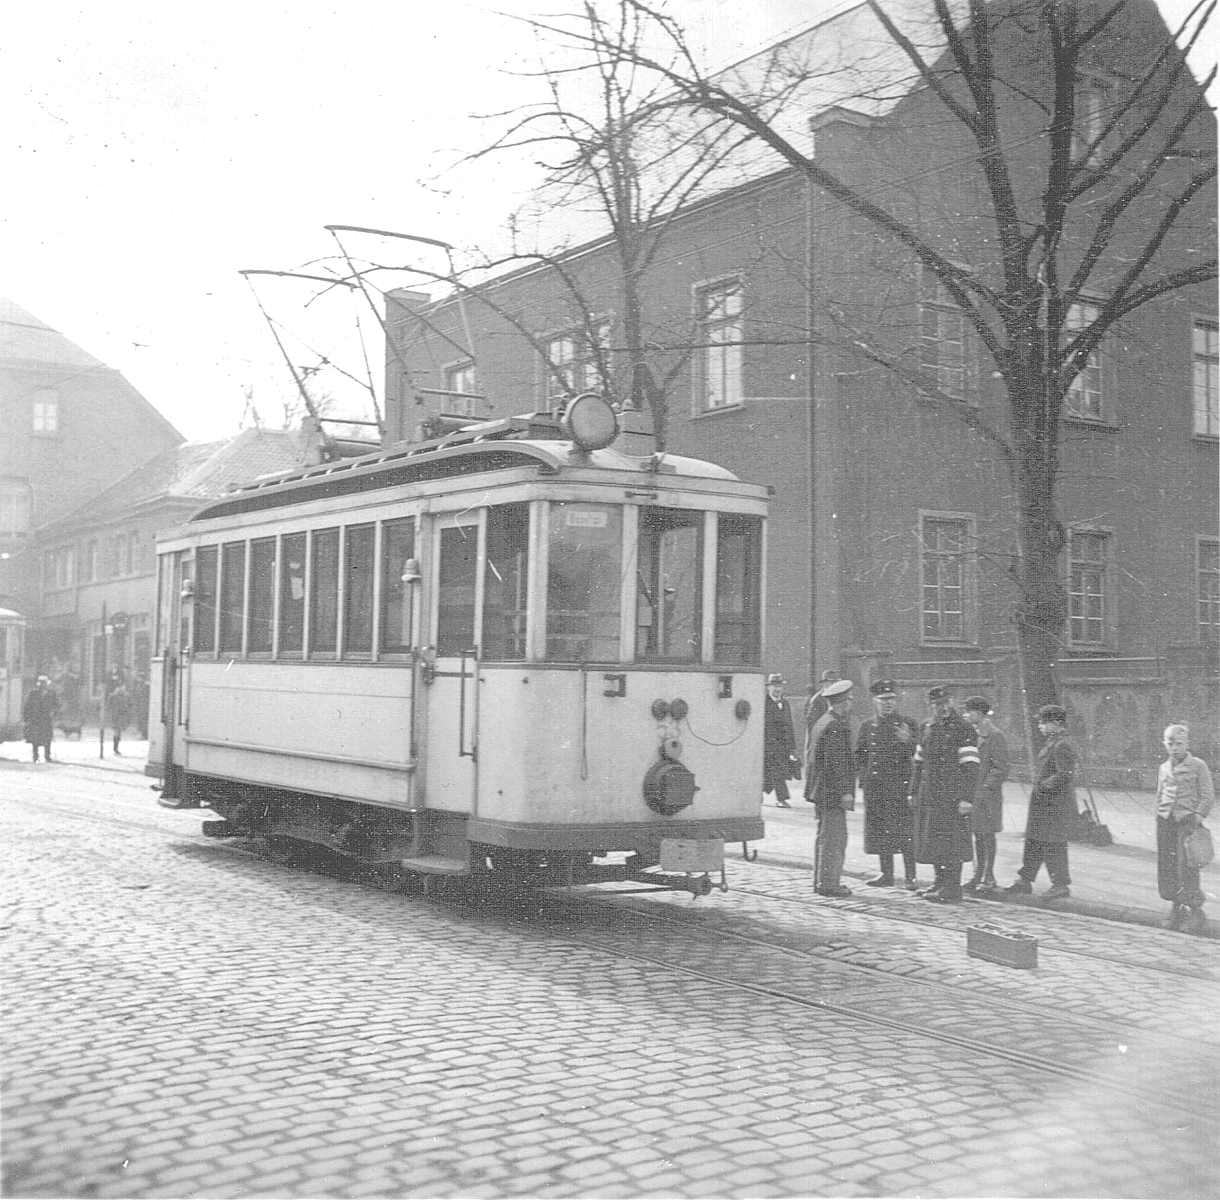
[735,699,752,721]
[651,698,671,720]
[562,393,619,451]
[669,697,689,721]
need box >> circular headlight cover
[562,393,619,451]
[669,697,689,721]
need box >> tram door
[422,514,482,813]
[153,551,193,795]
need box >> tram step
[401,855,470,876]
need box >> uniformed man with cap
[804,678,856,897]
[762,673,799,808]
[908,685,980,902]
[855,680,920,889]
[1004,704,1077,900]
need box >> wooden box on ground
[967,924,1038,969]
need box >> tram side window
[278,533,306,653]
[637,508,702,662]
[247,538,276,653]
[310,528,340,654]
[547,502,622,662]
[714,515,762,665]
[218,542,247,653]
[380,519,415,653]
[437,524,478,655]
[483,503,529,660]
[195,546,218,653]
[343,524,375,655]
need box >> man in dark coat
[23,675,60,763]
[856,679,919,889]
[909,685,979,903]
[762,673,799,808]
[804,679,856,897]
[1005,704,1077,900]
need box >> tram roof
[188,414,748,523]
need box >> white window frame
[1064,301,1105,421]
[918,511,976,646]
[919,266,971,402]
[1198,538,1220,642]
[442,360,480,417]
[32,390,59,434]
[1066,527,1112,648]
[0,480,32,537]
[540,319,610,405]
[693,278,743,413]
[1193,317,1218,438]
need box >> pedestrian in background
[105,667,132,756]
[803,668,841,727]
[961,696,1008,893]
[1155,723,1214,933]
[909,685,979,903]
[763,673,799,808]
[856,679,920,889]
[133,673,151,739]
[22,675,60,764]
[804,679,856,897]
[1005,704,1076,901]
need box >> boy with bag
[1156,724,1214,933]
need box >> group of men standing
[763,672,1080,903]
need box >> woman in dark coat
[105,669,132,755]
[1004,704,1076,900]
[23,675,60,763]
[961,696,1008,892]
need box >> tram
[0,608,26,742]
[147,396,768,894]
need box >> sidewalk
[0,731,151,775]
[758,779,1219,938]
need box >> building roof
[38,428,321,534]
[0,298,106,370]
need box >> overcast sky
[2,0,1214,444]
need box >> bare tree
[555,0,1217,735]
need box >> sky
[2,0,1214,444]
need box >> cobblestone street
[2,759,1218,1199]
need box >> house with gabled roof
[30,428,320,709]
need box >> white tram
[0,608,26,742]
[148,397,768,894]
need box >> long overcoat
[763,695,797,780]
[1026,733,1078,844]
[22,684,60,746]
[970,728,1009,834]
[804,712,856,809]
[855,712,917,854]
[910,709,979,864]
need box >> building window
[1193,319,1218,438]
[1068,530,1109,646]
[1065,302,1103,420]
[920,516,971,643]
[443,362,479,417]
[920,267,968,401]
[32,390,59,434]
[84,540,98,581]
[1199,539,1220,640]
[695,282,743,411]
[542,321,609,403]
[1072,83,1107,165]
[0,480,32,537]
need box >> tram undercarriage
[183,774,752,898]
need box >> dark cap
[926,685,952,702]
[1038,704,1067,723]
[870,680,897,698]
[822,679,853,701]
[963,695,993,715]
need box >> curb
[747,849,1220,941]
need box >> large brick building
[384,1,1218,776]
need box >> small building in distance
[30,428,320,723]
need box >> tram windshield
[637,507,702,662]
[547,502,623,662]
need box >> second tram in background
[148,395,769,895]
